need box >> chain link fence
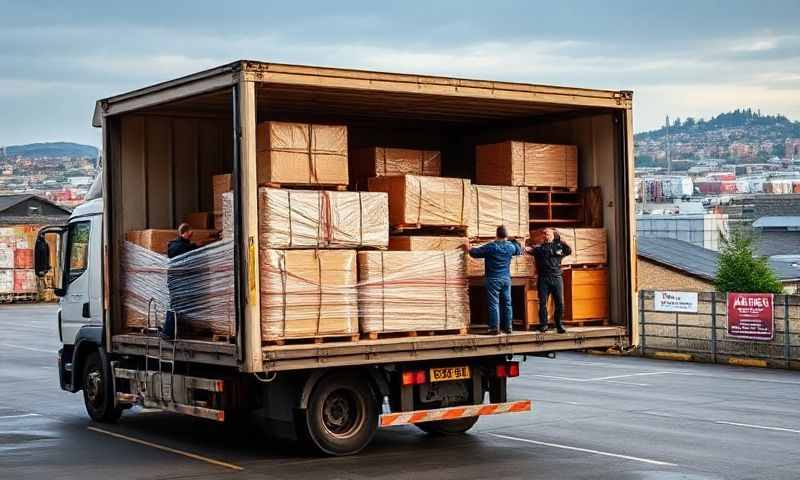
[639,290,800,369]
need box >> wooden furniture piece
[563,267,608,325]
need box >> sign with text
[653,291,699,313]
[727,293,774,341]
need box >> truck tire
[304,373,378,456]
[82,352,122,422]
[417,416,479,435]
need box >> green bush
[714,229,783,294]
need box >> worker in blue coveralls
[465,225,530,335]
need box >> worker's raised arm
[467,242,488,258]
[511,238,523,256]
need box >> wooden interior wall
[118,114,232,233]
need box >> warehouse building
[637,237,800,294]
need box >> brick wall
[637,258,714,292]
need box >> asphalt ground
[2,303,800,479]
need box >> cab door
[60,217,98,345]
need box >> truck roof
[93,60,633,127]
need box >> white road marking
[585,372,674,381]
[488,433,677,466]
[0,413,41,420]
[598,379,651,387]
[716,421,800,434]
[0,343,53,354]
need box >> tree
[714,229,783,294]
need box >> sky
[1,0,799,147]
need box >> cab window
[67,221,90,282]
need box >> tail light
[402,369,428,386]
[496,361,520,378]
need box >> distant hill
[635,109,800,143]
[2,142,99,159]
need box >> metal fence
[639,290,800,369]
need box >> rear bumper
[380,399,531,427]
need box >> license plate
[429,366,471,383]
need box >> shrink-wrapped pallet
[260,249,358,340]
[357,251,469,334]
[466,252,535,278]
[0,269,12,293]
[368,175,471,228]
[350,147,441,187]
[258,188,388,249]
[14,248,33,269]
[121,241,170,330]
[221,191,234,241]
[126,229,219,255]
[476,141,578,189]
[13,269,36,293]
[0,244,13,269]
[468,185,529,239]
[256,121,348,186]
[533,228,607,266]
[213,174,232,230]
[388,236,466,251]
[167,240,235,337]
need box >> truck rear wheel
[304,373,378,456]
[82,352,122,422]
[417,416,479,435]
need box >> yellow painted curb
[653,351,693,362]
[728,357,767,368]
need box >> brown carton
[256,122,348,186]
[468,185,529,239]
[350,147,441,187]
[357,250,469,334]
[388,236,467,251]
[260,249,358,340]
[367,175,471,228]
[126,229,219,255]
[476,141,578,189]
[213,174,232,216]
[184,212,212,230]
[258,188,388,249]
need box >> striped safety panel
[380,400,532,428]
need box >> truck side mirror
[35,235,51,277]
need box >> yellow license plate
[429,366,471,383]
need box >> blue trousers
[485,277,512,331]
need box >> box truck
[35,60,636,455]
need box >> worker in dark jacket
[167,223,198,258]
[532,228,572,333]
[466,225,527,335]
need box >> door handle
[82,303,91,318]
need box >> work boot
[534,325,548,333]
[484,328,500,335]
[556,326,567,334]
[501,328,513,334]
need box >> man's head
[178,223,193,240]
[496,225,508,240]
[544,228,555,243]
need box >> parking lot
[3,303,800,479]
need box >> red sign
[727,293,774,341]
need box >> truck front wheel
[304,373,378,456]
[416,416,479,435]
[82,352,122,422]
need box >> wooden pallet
[0,293,38,303]
[211,334,236,344]
[262,182,348,191]
[361,328,467,340]
[263,333,360,346]
[390,224,468,236]
[567,263,608,269]
[563,318,608,327]
[528,186,578,193]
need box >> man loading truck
[532,228,572,334]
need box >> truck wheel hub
[322,389,362,437]
[86,370,103,404]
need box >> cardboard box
[357,250,469,334]
[468,185,529,239]
[368,175,471,228]
[185,212,212,230]
[258,188,388,249]
[126,229,219,255]
[388,236,466,251]
[532,228,607,266]
[213,174,232,216]
[476,142,578,189]
[13,269,37,293]
[260,249,358,340]
[350,147,441,186]
[564,267,608,322]
[466,252,535,278]
[256,121,348,186]
[13,248,33,269]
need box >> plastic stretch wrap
[388,236,466,251]
[121,241,170,330]
[0,269,12,293]
[256,121,348,186]
[466,250,535,278]
[468,185,529,239]
[258,187,388,249]
[260,249,358,340]
[13,269,36,293]
[368,175,471,227]
[167,240,235,337]
[222,191,234,241]
[0,244,13,269]
[357,251,469,334]
[350,147,441,187]
[476,141,578,189]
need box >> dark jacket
[468,239,523,279]
[532,240,571,278]
[167,237,198,259]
